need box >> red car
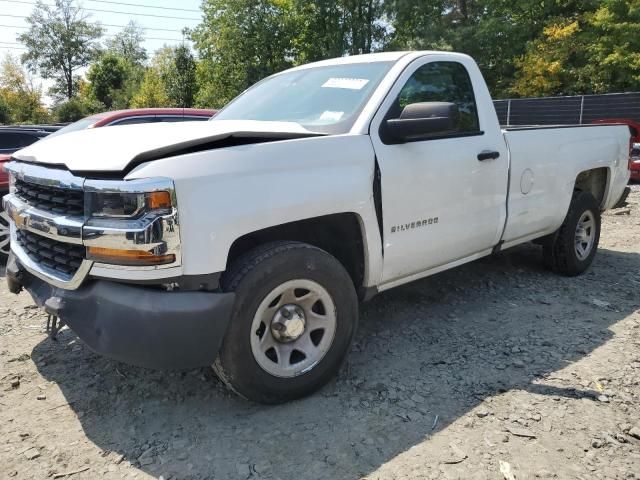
[592,118,640,182]
[1,152,14,259]
[46,107,217,139]
[0,108,216,259]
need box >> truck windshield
[213,62,394,134]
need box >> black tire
[0,209,10,263]
[543,191,601,276]
[213,241,358,404]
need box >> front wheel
[0,209,10,263]
[543,191,601,276]
[213,241,358,404]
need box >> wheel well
[574,168,608,207]
[226,213,366,291]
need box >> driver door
[370,56,509,284]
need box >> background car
[630,143,640,182]
[46,108,217,139]
[0,126,52,155]
[1,126,55,260]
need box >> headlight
[87,191,172,218]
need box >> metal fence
[493,92,640,126]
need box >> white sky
[0,0,203,103]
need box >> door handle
[477,150,500,161]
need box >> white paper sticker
[319,111,344,122]
[322,77,370,90]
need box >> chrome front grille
[14,178,84,216]
[4,161,181,290]
[16,229,85,275]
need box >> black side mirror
[385,102,459,143]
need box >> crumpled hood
[12,120,320,173]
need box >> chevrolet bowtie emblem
[11,210,28,229]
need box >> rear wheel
[213,241,358,404]
[543,191,601,276]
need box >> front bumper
[7,253,235,369]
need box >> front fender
[128,134,383,287]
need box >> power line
[0,14,189,32]
[0,0,200,21]
[0,25,187,41]
[86,0,199,13]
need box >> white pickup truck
[3,51,631,403]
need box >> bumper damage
[7,253,235,370]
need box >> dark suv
[1,127,52,260]
[0,127,50,155]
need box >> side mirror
[385,102,459,143]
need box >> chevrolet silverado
[2,51,631,403]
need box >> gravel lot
[1,186,639,480]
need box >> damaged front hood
[12,120,321,173]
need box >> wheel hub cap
[0,210,10,256]
[574,210,595,261]
[270,305,306,342]
[250,279,337,378]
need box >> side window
[391,61,480,135]
[19,134,40,147]
[157,116,210,122]
[157,116,186,123]
[0,133,24,151]
[184,116,211,121]
[109,117,157,126]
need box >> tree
[130,68,169,108]
[191,0,299,108]
[294,0,387,62]
[19,0,103,100]
[162,45,197,107]
[0,54,49,124]
[384,0,600,96]
[0,96,10,124]
[510,0,640,96]
[106,21,147,66]
[86,52,128,109]
[54,98,92,122]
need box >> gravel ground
[1,187,639,480]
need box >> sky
[0,0,203,103]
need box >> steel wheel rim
[0,211,10,256]
[250,279,337,378]
[575,210,595,260]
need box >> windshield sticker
[319,111,344,122]
[322,77,370,90]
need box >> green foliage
[54,97,99,122]
[19,0,103,100]
[130,68,169,108]
[511,0,640,96]
[191,0,299,108]
[0,97,9,124]
[163,45,197,108]
[192,0,388,107]
[86,53,129,109]
[106,21,148,66]
[0,54,49,124]
[15,0,640,114]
